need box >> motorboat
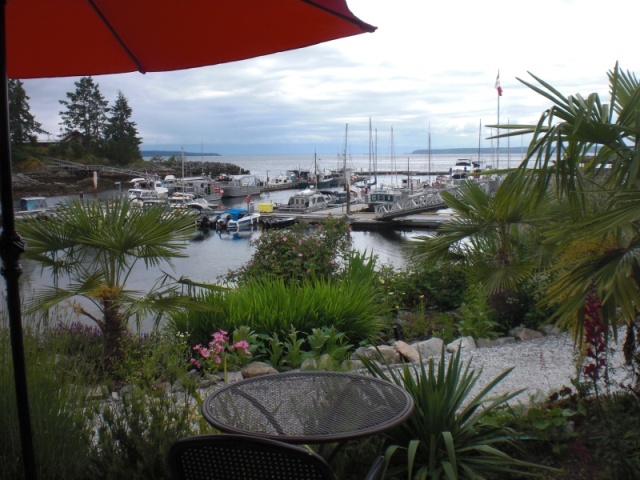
[450,159,483,180]
[128,176,169,205]
[216,208,261,230]
[172,176,223,202]
[11,196,55,221]
[366,187,410,210]
[214,174,262,198]
[276,188,334,212]
[322,188,363,205]
[128,188,167,206]
[261,216,297,230]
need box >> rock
[300,358,317,370]
[476,337,516,348]
[316,354,334,370]
[540,324,562,336]
[353,345,402,364]
[393,340,420,362]
[240,361,278,378]
[446,336,476,353]
[509,326,543,341]
[414,337,444,358]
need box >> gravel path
[451,332,630,405]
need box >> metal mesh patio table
[202,371,414,445]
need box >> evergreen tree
[103,91,142,165]
[59,76,108,155]
[8,79,47,145]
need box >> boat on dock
[171,176,223,202]
[274,188,335,213]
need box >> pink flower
[233,340,251,356]
[212,330,228,343]
[193,343,202,351]
[215,356,222,365]
[200,347,211,359]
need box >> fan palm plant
[410,175,551,327]
[492,63,640,339]
[16,197,207,369]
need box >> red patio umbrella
[0,2,375,478]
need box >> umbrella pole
[0,4,37,480]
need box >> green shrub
[168,276,386,349]
[225,216,352,285]
[361,347,553,479]
[90,331,202,479]
[1,318,94,479]
[457,283,501,340]
[377,261,467,312]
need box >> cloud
[19,0,639,156]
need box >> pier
[258,177,498,231]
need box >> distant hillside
[412,147,527,155]
[141,150,220,158]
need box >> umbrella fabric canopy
[6,0,375,78]
[0,1,374,478]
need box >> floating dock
[258,202,451,231]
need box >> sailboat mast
[344,123,351,215]
[314,150,318,189]
[428,123,431,182]
[181,146,185,181]
[390,126,396,186]
[368,118,372,176]
[478,119,482,168]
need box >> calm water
[21,151,530,291]
[15,152,523,328]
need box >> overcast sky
[20,0,638,156]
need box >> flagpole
[496,89,500,170]
[495,70,502,170]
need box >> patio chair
[169,434,387,480]
[169,434,335,480]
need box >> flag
[495,71,503,96]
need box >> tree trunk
[102,298,125,371]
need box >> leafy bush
[90,332,202,479]
[457,283,501,339]
[377,261,467,312]
[225,216,352,285]
[1,318,94,479]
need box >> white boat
[172,176,223,202]
[366,187,410,209]
[276,188,334,212]
[128,188,167,205]
[216,208,261,230]
[450,159,482,180]
[12,196,55,221]
[128,176,169,202]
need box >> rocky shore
[11,159,249,198]
[12,170,133,198]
